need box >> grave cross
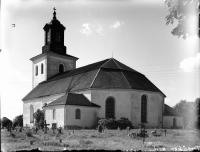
[23,124,30,131]
[9,123,12,135]
[44,120,50,134]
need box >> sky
[1,0,199,121]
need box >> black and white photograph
[1,0,200,151]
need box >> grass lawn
[1,128,200,151]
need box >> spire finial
[53,7,56,19]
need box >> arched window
[105,97,115,118]
[35,66,38,76]
[30,105,34,123]
[53,109,56,119]
[59,64,64,73]
[75,109,81,119]
[41,63,44,74]
[141,95,147,122]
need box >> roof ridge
[120,71,132,89]
[90,68,101,88]
[112,58,121,69]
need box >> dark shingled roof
[22,58,166,101]
[45,93,101,107]
[163,104,182,117]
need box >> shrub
[97,117,133,129]
[26,129,33,137]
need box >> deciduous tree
[165,0,200,39]
[12,115,23,128]
[1,117,12,128]
[33,109,44,129]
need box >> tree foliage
[1,117,12,128]
[165,0,200,39]
[173,98,200,129]
[33,109,44,129]
[12,115,23,128]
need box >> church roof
[22,58,166,101]
[163,104,182,117]
[45,93,101,108]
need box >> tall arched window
[35,66,38,76]
[59,64,64,73]
[30,105,34,123]
[53,109,56,119]
[105,97,115,118]
[141,95,147,122]
[41,63,44,74]
[75,109,81,119]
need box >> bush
[26,129,33,137]
[97,117,133,129]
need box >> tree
[12,115,23,128]
[165,0,200,39]
[1,117,12,128]
[173,99,199,129]
[33,109,44,129]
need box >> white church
[22,10,183,129]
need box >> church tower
[30,8,78,89]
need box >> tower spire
[53,7,56,19]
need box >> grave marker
[44,120,50,134]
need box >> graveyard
[1,125,200,151]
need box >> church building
[22,9,167,129]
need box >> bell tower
[42,7,67,55]
[30,8,78,89]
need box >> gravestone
[52,126,56,134]
[9,123,12,135]
[97,125,103,133]
[57,126,62,134]
[44,120,50,134]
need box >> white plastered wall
[91,89,164,128]
[45,105,65,128]
[65,105,99,128]
[23,93,65,127]
[32,56,47,89]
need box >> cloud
[110,20,124,29]
[80,23,93,36]
[180,53,200,72]
[96,24,103,34]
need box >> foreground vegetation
[1,128,200,151]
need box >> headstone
[58,126,62,134]
[44,120,50,134]
[97,125,103,133]
[126,126,130,134]
[9,123,12,135]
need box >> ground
[1,128,200,151]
